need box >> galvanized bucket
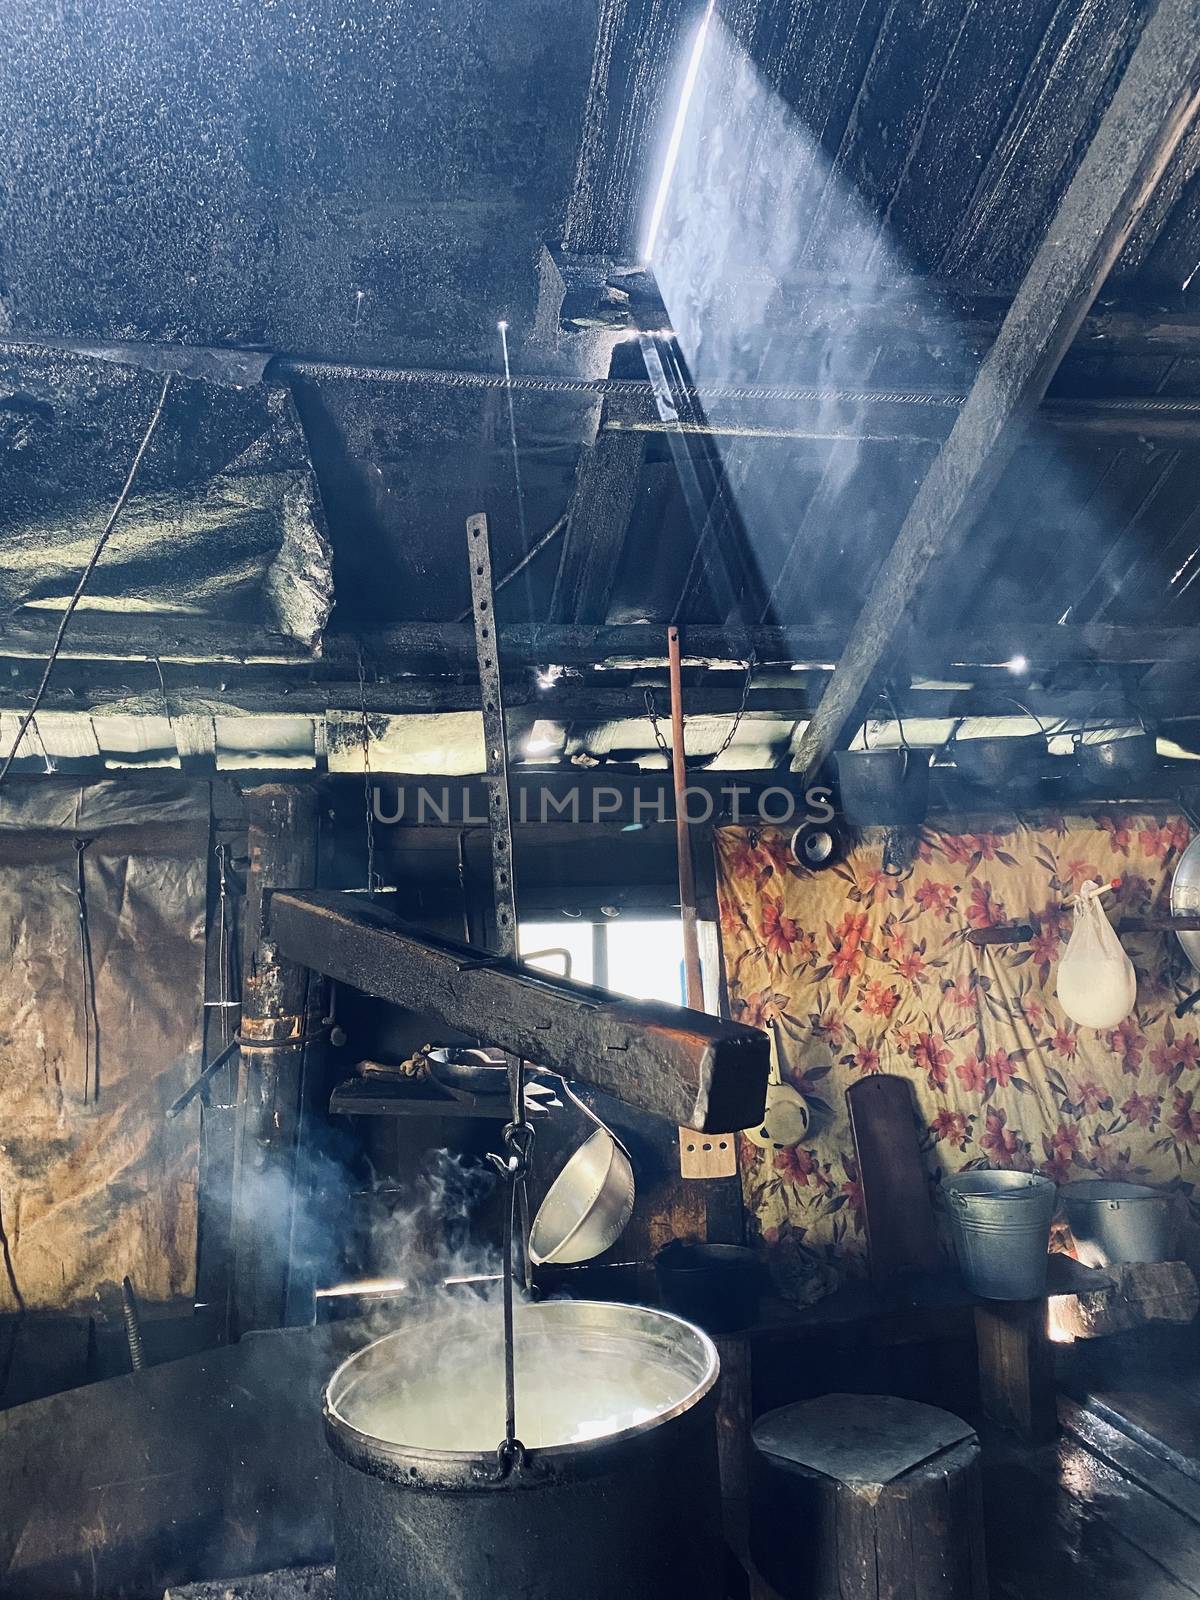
[945,1171,1057,1300]
[1061,1180,1171,1268]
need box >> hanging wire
[73,838,100,1104]
[0,374,173,789]
[487,1079,535,1475]
[356,648,377,892]
[497,321,529,557]
[451,513,568,622]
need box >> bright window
[520,918,687,1006]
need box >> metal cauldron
[323,1299,723,1600]
[1071,716,1157,791]
[946,698,1050,793]
[835,747,931,826]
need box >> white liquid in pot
[345,1328,693,1452]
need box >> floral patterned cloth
[714,814,1200,1273]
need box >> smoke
[644,13,973,622]
[644,13,1144,652]
[356,1146,503,1296]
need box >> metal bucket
[1061,1180,1172,1268]
[323,1299,723,1600]
[945,1171,1057,1300]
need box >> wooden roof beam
[790,0,1200,781]
[9,617,1200,672]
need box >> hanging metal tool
[467,510,534,1475]
[667,627,737,1179]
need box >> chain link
[644,655,755,770]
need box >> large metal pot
[1061,1180,1172,1267]
[323,1299,723,1600]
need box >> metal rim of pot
[1170,830,1200,1001]
[322,1299,721,1490]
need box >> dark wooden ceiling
[2,0,1200,771]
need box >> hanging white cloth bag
[1056,879,1137,1030]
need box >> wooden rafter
[790,0,1200,779]
[550,405,646,623]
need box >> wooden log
[713,1331,753,1514]
[550,421,646,623]
[268,888,770,1133]
[231,786,322,1336]
[553,255,1200,357]
[165,1568,335,1599]
[790,0,1200,779]
[1050,1259,1199,1341]
[974,1299,1057,1442]
[8,614,1200,673]
[751,1395,987,1600]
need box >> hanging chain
[356,648,378,893]
[645,655,755,769]
[644,687,673,763]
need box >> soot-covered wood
[268,888,769,1132]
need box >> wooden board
[269,889,770,1132]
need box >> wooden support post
[231,784,321,1337]
[713,1331,753,1548]
[791,0,1200,778]
[974,1299,1057,1442]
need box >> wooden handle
[668,625,704,1010]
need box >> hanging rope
[74,838,101,1104]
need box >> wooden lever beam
[269,889,769,1133]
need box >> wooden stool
[750,1394,988,1600]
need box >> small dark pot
[835,748,930,827]
[951,734,1047,789]
[1072,731,1157,790]
[655,1242,762,1334]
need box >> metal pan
[425,1046,509,1096]
[1171,833,1200,976]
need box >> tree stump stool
[749,1394,988,1600]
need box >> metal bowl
[1172,833,1200,975]
[529,1128,635,1265]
